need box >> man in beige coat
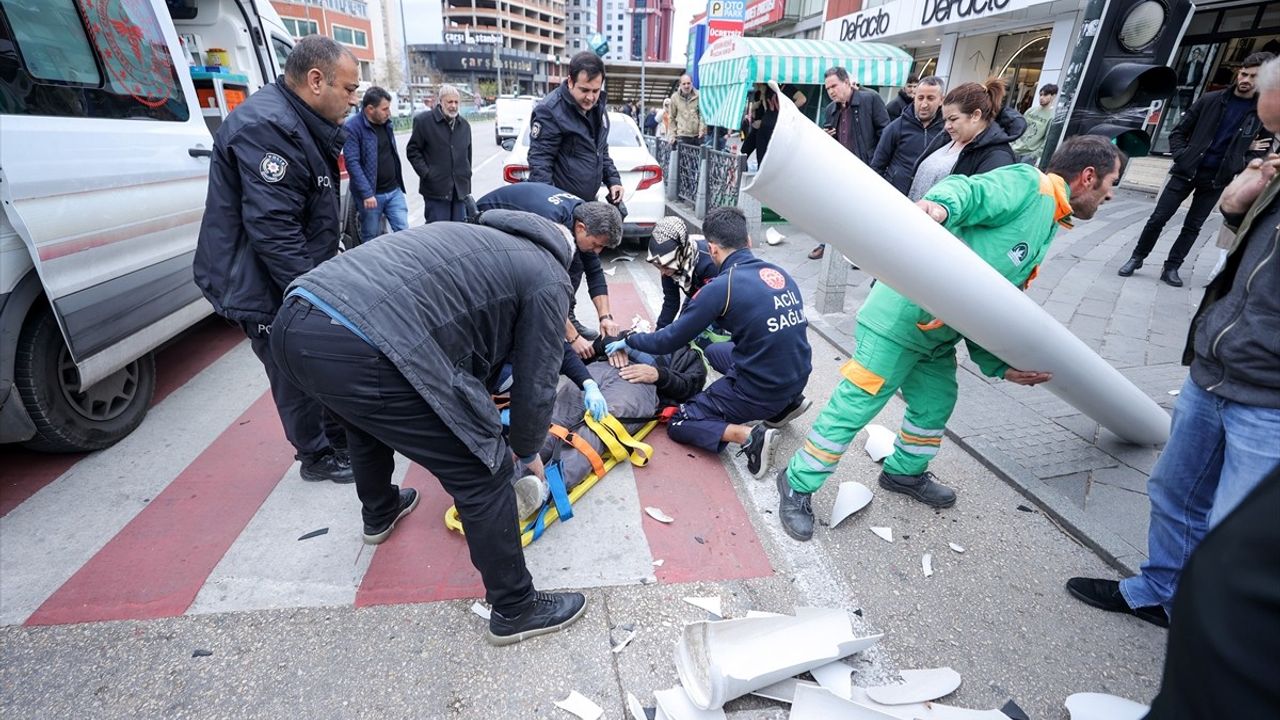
[668,74,705,146]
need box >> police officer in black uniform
[607,208,813,479]
[193,36,359,483]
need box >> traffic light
[589,33,609,57]
[1062,0,1192,157]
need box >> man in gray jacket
[1067,55,1280,628]
[269,210,586,646]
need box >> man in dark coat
[193,35,359,484]
[406,84,473,222]
[527,52,624,205]
[871,76,946,195]
[885,75,918,119]
[1118,51,1274,287]
[270,210,588,645]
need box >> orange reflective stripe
[898,430,943,446]
[1022,265,1040,290]
[840,359,886,395]
[548,424,607,478]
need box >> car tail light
[503,164,529,183]
[634,164,662,191]
[337,153,349,180]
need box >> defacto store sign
[707,0,746,48]
[823,0,1039,42]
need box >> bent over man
[270,210,587,645]
[773,136,1122,541]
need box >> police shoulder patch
[260,153,288,183]
[530,121,541,139]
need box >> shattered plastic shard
[1064,692,1149,720]
[948,543,966,554]
[611,624,638,653]
[766,227,785,245]
[751,677,821,703]
[683,596,723,618]
[870,526,893,543]
[554,690,603,720]
[922,554,934,578]
[790,685,898,719]
[626,692,648,720]
[864,425,896,462]
[847,687,1010,719]
[645,506,675,523]
[865,668,962,705]
[654,687,728,720]
[830,482,874,528]
[604,266,617,276]
[653,558,665,567]
[470,602,491,620]
[810,660,854,700]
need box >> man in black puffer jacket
[193,36,359,484]
[270,210,589,646]
[871,76,947,195]
[527,52,623,205]
[1118,51,1274,287]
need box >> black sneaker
[764,396,812,429]
[878,470,956,508]
[775,469,814,541]
[487,591,588,646]
[300,452,355,484]
[362,488,420,545]
[1066,577,1169,628]
[737,425,777,479]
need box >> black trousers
[269,299,534,614]
[244,322,345,461]
[1145,465,1280,718]
[1131,166,1224,269]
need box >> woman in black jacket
[906,77,1026,200]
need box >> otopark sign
[706,0,746,48]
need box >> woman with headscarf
[646,216,719,329]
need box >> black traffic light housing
[1064,0,1192,157]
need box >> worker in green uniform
[774,136,1125,541]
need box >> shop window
[333,25,368,48]
[284,18,319,38]
[1184,10,1217,36]
[1219,6,1259,34]
[1260,4,1280,28]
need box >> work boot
[1160,265,1183,287]
[300,451,355,484]
[878,470,956,508]
[765,395,812,429]
[487,591,588,646]
[1117,256,1142,277]
[514,474,549,520]
[775,469,814,541]
[1066,577,1169,628]
[737,425,777,479]
[362,487,420,545]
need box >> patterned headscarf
[647,217,698,294]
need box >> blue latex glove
[500,408,510,426]
[604,338,629,356]
[583,379,608,421]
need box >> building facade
[270,0,379,81]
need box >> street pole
[398,0,409,95]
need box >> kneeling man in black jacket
[269,210,585,646]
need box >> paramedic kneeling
[606,207,812,479]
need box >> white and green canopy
[697,37,913,128]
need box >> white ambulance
[0,0,294,451]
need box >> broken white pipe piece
[789,685,898,719]
[683,596,723,618]
[470,602,491,620]
[751,678,821,703]
[654,687,728,720]
[765,226,785,245]
[626,692,648,720]
[863,424,896,463]
[1064,692,1149,720]
[674,607,882,710]
[744,84,1170,446]
[949,543,966,554]
[809,660,854,700]
[830,482,874,528]
[865,667,962,705]
[847,687,1011,720]
[554,690,603,720]
[921,554,934,578]
[870,526,893,543]
[645,506,675,523]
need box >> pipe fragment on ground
[846,687,1011,720]
[654,687,727,720]
[674,607,881,710]
[751,678,821,703]
[554,690,603,720]
[830,482,874,528]
[744,83,1170,446]
[683,596,723,618]
[1064,692,1149,720]
[865,667,961,705]
[789,685,898,719]
[870,526,893,543]
[810,660,854,699]
[863,425,896,462]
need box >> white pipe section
[743,86,1170,446]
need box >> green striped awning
[697,37,913,128]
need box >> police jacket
[476,182,609,299]
[405,105,472,200]
[822,89,890,164]
[289,210,574,469]
[627,249,812,399]
[194,79,345,328]
[527,82,622,202]
[343,111,405,200]
[657,240,718,328]
[871,105,946,195]
[1168,88,1267,186]
[912,106,1025,180]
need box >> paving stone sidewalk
[670,187,1221,576]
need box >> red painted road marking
[26,392,293,626]
[0,318,243,519]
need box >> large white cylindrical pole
[744,86,1170,446]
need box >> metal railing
[676,144,703,205]
[705,148,747,210]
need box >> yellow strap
[548,423,607,478]
[584,412,654,467]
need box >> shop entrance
[992,28,1052,112]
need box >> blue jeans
[1120,376,1280,614]
[357,190,408,241]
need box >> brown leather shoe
[808,244,825,260]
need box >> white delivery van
[493,94,539,146]
[0,0,294,452]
